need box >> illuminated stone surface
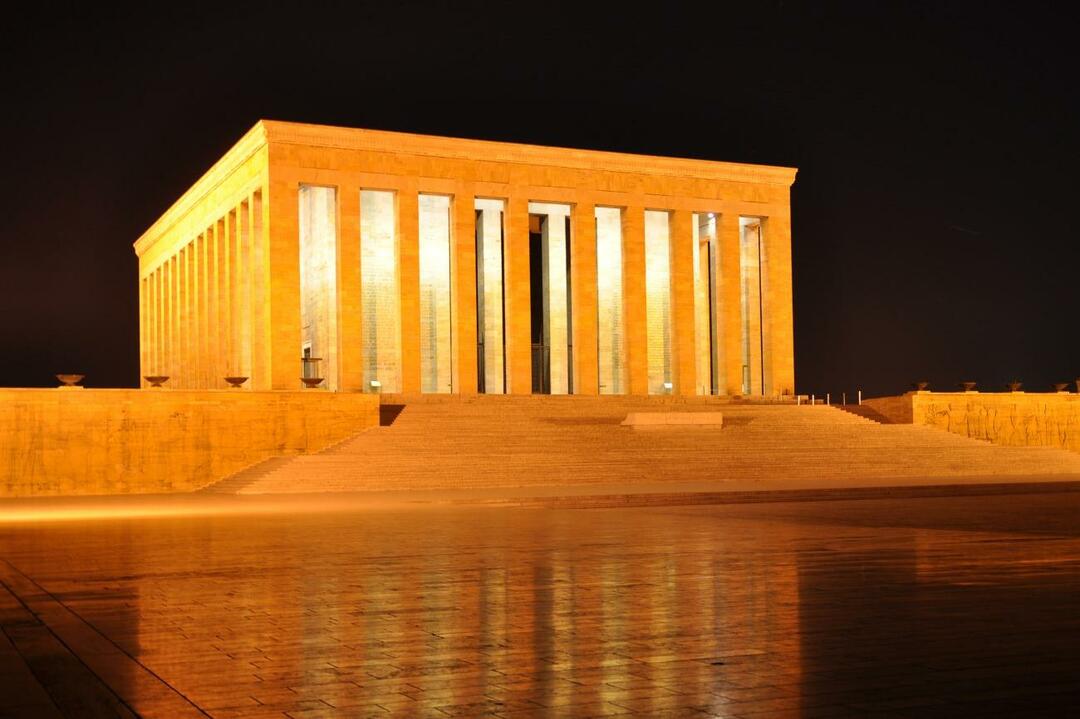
[864,391,1080,453]
[0,389,378,497]
[225,398,1080,495]
[133,121,797,396]
[2,494,1080,716]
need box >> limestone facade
[864,391,1080,453]
[134,121,797,396]
[0,389,378,496]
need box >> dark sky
[2,2,1076,397]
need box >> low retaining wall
[865,391,1080,452]
[0,389,379,497]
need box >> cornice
[261,120,799,188]
[133,122,269,255]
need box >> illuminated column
[504,195,532,394]
[163,259,172,381]
[206,227,219,388]
[571,202,598,395]
[178,245,188,387]
[188,242,199,388]
[719,212,743,395]
[221,214,234,387]
[201,233,212,388]
[337,185,364,391]
[452,188,478,393]
[397,182,421,393]
[622,205,648,395]
[194,236,203,388]
[139,276,147,385]
[250,190,272,390]
[238,200,253,383]
[213,221,224,387]
[266,174,301,390]
[170,255,179,384]
[765,214,794,396]
[158,269,165,377]
[229,208,242,379]
[669,209,696,396]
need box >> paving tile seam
[0,559,212,718]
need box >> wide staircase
[202,396,1080,496]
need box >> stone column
[220,215,234,388]
[139,275,147,386]
[180,244,191,388]
[669,210,696,396]
[451,188,478,394]
[238,199,254,384]
[163,259,172,382]
[207,227,220,389]
[622,205,648,395]
[504,194,532,394]
[229,208,243,380]
[765,214,794,396]
[266,174,302,390]
[197,233,208,388]
[250,190,272,390]
[397,182,421,393]
[719,212,743,395]
[571,202,599,395]
[337,185,364,391]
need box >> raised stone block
[621,411,724,427]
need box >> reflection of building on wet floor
[4,495,1080,717]
[205,396,1080,494]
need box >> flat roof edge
[133,122,269,256]
[261,120,799,187]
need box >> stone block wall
[866,391,1080,453]
[0,389,378,497]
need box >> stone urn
[1007,380,1023,392]
[913,381,930,392]
[300,376,325,389]
[1054,382,1069,393]
[960,381,977,392]
[224,376,249,388]
[144,375,169,387]
[56,373,85,387]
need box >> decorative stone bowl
[1007,380,1023,392]
[1054,383,1069,392]
[961,381,977,392]
[300,377,325,389]
[56,374,85,387]
[143,375,169,387]
[913,381,930,391]
[224,376,249,388]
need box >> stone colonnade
[136,121,796,397]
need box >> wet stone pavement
[2,493,1080,718]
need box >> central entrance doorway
[528,202,572,394]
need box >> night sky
[3,2,1076,397]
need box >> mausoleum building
[134,120,796,397]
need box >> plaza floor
[2,493,1079,718]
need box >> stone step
[202,399,1080,494]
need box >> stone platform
[201,394,1080,498]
